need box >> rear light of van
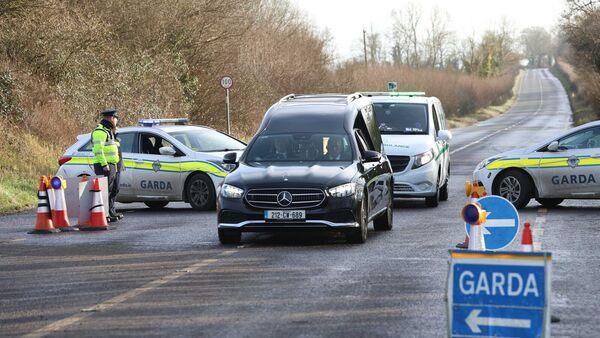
[58,156,72,166]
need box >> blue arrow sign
[447,250,552,338]
[465,195,520,250]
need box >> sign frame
[219,75,233,134]
[446,250,552,337]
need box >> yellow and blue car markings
[64,156,228,177]
[486,156,600,170]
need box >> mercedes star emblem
[277,191,293,207]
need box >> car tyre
[493,170,532,209]
[439,179,449,201]
[373,191,393,231]
[425,186,439,207]
[187,173,216,211]
[535,198,563,208]
[144,201,169,209]
[347,197,368,244]
[218,228,241,245]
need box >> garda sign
[447,250,552,338]
[465,195,520,250]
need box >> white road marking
[23,250,236,338]
[533,208,547,251]
[450,71,544,156]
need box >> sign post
[220,76,233,134]
[447,250,552,337]
[387,81,398,92]
[465,195,520,251]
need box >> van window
[431,105,441,133]
[373,103,429,135]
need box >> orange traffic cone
[50,176,76,231]
[29,176,59,234]
[79,178,108,231]
[521,222,533,252]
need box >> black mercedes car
[217,93,394,244]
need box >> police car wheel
[218,229,241,245]
[144,201,169,209]
[494,170,532,209]
[535,198,564,208]
[187,173,216,211]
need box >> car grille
[394,183,414,192]
[387,155,411,172]
[245,188,325,209]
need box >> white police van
[364,92,452,207]
[56,118,245,210]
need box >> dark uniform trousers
[93,163,120,216]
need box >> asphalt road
[1,69,598,337]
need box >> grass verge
[549,62,597,126]
[0,122,58,214]
[447,70,524,129]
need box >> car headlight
[221,184,244,198]
[328,183,357,198]
[476,157,501,171]
[413,150,434,168]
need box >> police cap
[101,109,119,119]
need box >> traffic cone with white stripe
[521,222,533,252]
[456,181,488,249]
[50,176,76,231]
[79,177,108,231]
[29,176,59,234]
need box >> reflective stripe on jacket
[91,123,120,166]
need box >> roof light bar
[361,92,426,97]
[138,118,189,127]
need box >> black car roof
[258,94,369,134]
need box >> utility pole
[363,28,368,67]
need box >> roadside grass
[447,70,524,129]
[549,62,597,126]
[1,122,58,214]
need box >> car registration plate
[264,210,306,220]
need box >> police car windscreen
[373,103,428,134]
[245,133,353,164]
[169,129,245,152]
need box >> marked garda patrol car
[474,120,600,209]
[56,118,245,210]
[364,92,452,207]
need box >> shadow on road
[240,229,388,247]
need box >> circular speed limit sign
[220,76,233,89]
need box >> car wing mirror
[223,152,238,164]
[547,141,559,152]
[362,150,382,163]
[159,146,177,156]
[437,130,452,142]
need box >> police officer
[92,109,123,222]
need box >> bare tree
[391,2,422,67]
[425,6,451,68]
[521,27,553,67]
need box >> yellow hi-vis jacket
[91,123,120,166]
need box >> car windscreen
[245,133,353,164]
[373,103,429,134]
[169,129,245,152]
